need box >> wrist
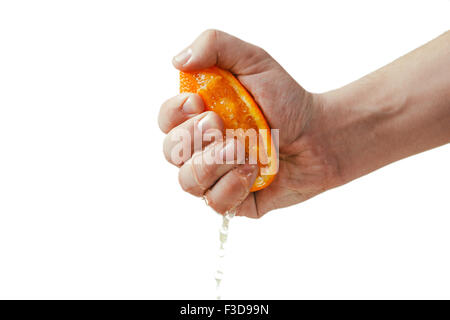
[316,31,450,188]
[314,79,403,186]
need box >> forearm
[319,31,450,184]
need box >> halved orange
[180,66,277,191]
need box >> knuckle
[202,29,219,42]
[163,147,178,167]
[248,45,273,67]
[163,132,185,167]
[200,29,223,51]
[158,95,186,133]
[178,170,191,193]
[178,167,201,196]
[178,158,206,196]
[256,46,269,57]
[196,162,214,182]
[158,118,168,134]
[158,103,170,133]
[254,46,272,64]
[162,136,173,162]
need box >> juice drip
[214,210,235,300]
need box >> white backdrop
[0,0,449,299]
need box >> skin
[159,30,450,218]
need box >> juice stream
[214,210,235,300]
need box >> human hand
[158,30,340,218]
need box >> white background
[0,0,449,299]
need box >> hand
[159,30,450,218]
[158,30,340,218]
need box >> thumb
[172,29,276,75]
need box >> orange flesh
[180,67,277,191]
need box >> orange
[180,66,277,191]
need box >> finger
[178,139,245,197]
[204,164,258,214]
[158,93,205,134]
[172,29,276,75]
[235,194,259,219]
[163,111,224,166]
[237,171,295,219]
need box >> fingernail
[173,48,192,66]
[197,113,218,133]
[237,164,258,179]
[182,95,202,114]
